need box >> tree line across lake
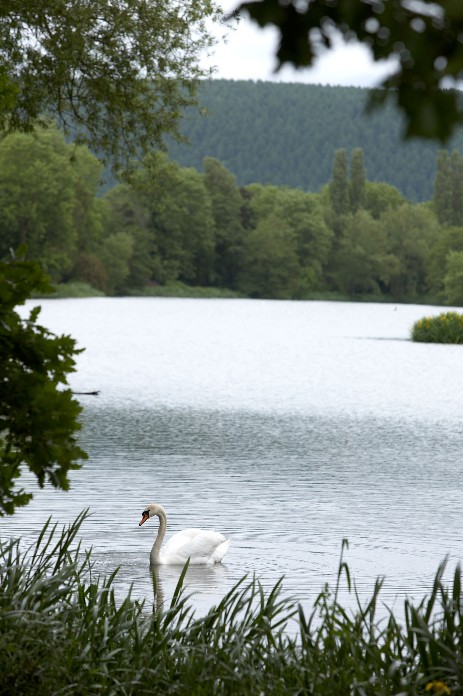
[2,126,463,305]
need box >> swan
[139,503,231,565]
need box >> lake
[3,297,463,620]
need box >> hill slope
[167,80,463,202]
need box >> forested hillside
[167,80,463,202]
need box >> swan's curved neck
[150,507,167,565]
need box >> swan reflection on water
[149,562,230,613]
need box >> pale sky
[204,1,398,88]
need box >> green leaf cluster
[0,127,106,282]
[0,252,87,516]
[0,0,220,174]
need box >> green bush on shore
[1,515,462,695]
[411,311,463,344]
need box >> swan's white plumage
[161,528,230,564]
[139,504,230,565]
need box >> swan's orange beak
[139,511,149,526]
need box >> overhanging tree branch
[235,0,463,142]
[0,0,221,174]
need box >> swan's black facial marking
[139,510,150,526]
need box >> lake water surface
[3,298,463,619]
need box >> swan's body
[139,503,230,565]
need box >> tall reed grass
[1,516,461,695]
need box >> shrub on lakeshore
[411,311,463,344]
[1,515,462,695]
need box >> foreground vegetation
[0,254,86,516]
[1,515,462,695]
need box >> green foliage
[203,157,246,288]
[0,129,77,280]
[349,148,366,213]
[433,151,452,225]
[362,181,406,220]
[0,0,220,174]
[236,1,463,142]
[102,185,155,291]
[0,127,105,282]
[0,252,87,516]
[49,282,105,299]
[332,210,398,297]
[444,251,463,306]
[238,216,302,298]
[98,232,134,295]
[128,282,243,298]
[451,150,463,226]
[70,253,109,292]
[2,516,463,695]
[71,151,106,253]
[242,183,333,297]
[4,127,463,304]
[428,227,463,298]
[411,311,463,344]
[379,204,440,299]
[433,150,463,227]
[329,149,350,217]
[137,157,216,287]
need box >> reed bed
[411,312,463,344]
[0,515,461,695]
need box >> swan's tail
[211,537,231,564]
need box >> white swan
[139,503,231,565]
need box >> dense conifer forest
[166,80,463,203]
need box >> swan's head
[139,503,164,526]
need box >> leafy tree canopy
[444,250,463,305]
[0,251,86,516]
[0,128,104,281]
[235,0,463,141]
[0,0,220,174]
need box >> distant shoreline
[34,282,447,307]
